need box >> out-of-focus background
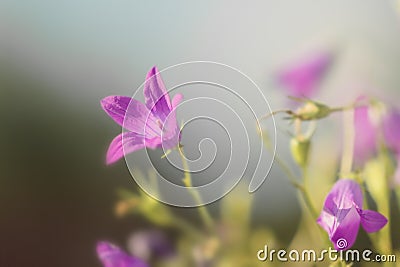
[1,1,400,266]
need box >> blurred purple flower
[97,241,148,267]
[277,51,333,98]
[101,66,183,164]
[383,109,400,184]
[127,230,173,261]
[317,179,387,250]
[383,109,400,154]
[353,105,378,166]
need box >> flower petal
[144,137,162,149]
[324,179,363,212]
[331,206,360,250]
[106,132,145,165]
[278,51,333,98]
[317,210,336,236]
[158,93,182,149]
[172,93,183,109]
[97,241,148,267]
[144,66,172,121]
[359,209,388,233]
[354,105,377,166]
[100,96,161,138]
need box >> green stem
[260,109,295,120]
[376,149,393,259]
[274,156,299,184]
[340,109,355,176]
[300,166,319,219]
[276,154,330,246]
[178,146,214,231]
[261,129,330,247]
[274,153,318,219]
[262,129,319,220]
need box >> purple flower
[353,105,378,166]
[317,179,387,250]
[127,230,173,261]
[101,66,183,164]
[96,241,148,267]
[383,109,400,185]
[277,51,333,98]
[383,109,400,155]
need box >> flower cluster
[98,57,398,267]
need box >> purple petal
[318,207,361,250]
[143,67,182,149]
[324,179,363,212]
[383,109,400,154]
[353,105,377,166]
[159,94,183,149]
[331,206,360,250]
[106,132,145,165]
[317,210,336,236]
[97,241,148,267]
[359,209,388,233]
[278,51,333,98]
[144,66,172,121]
[144,136,162,150]
[172,93,183,109]
[100,96,161,138]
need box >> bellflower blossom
[101,67,183,164]
[353,103,400,182]
[97,241,148,267]
[317,179,387,250]
[277,51,333,98]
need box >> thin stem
[294,118,302,136]
[259,109,295,120]
[340,109,355,176]
[260,130,319,219]
[376,149,393,257]
[274,156,299,185]
[304,120,317,138]
[259,127,329,247]
[276,157,317,219]
[330,102,358,113]
[300,166,319,219]
[178,146,214,231]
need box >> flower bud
[290,136,311,167]
[296,101,332,121]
